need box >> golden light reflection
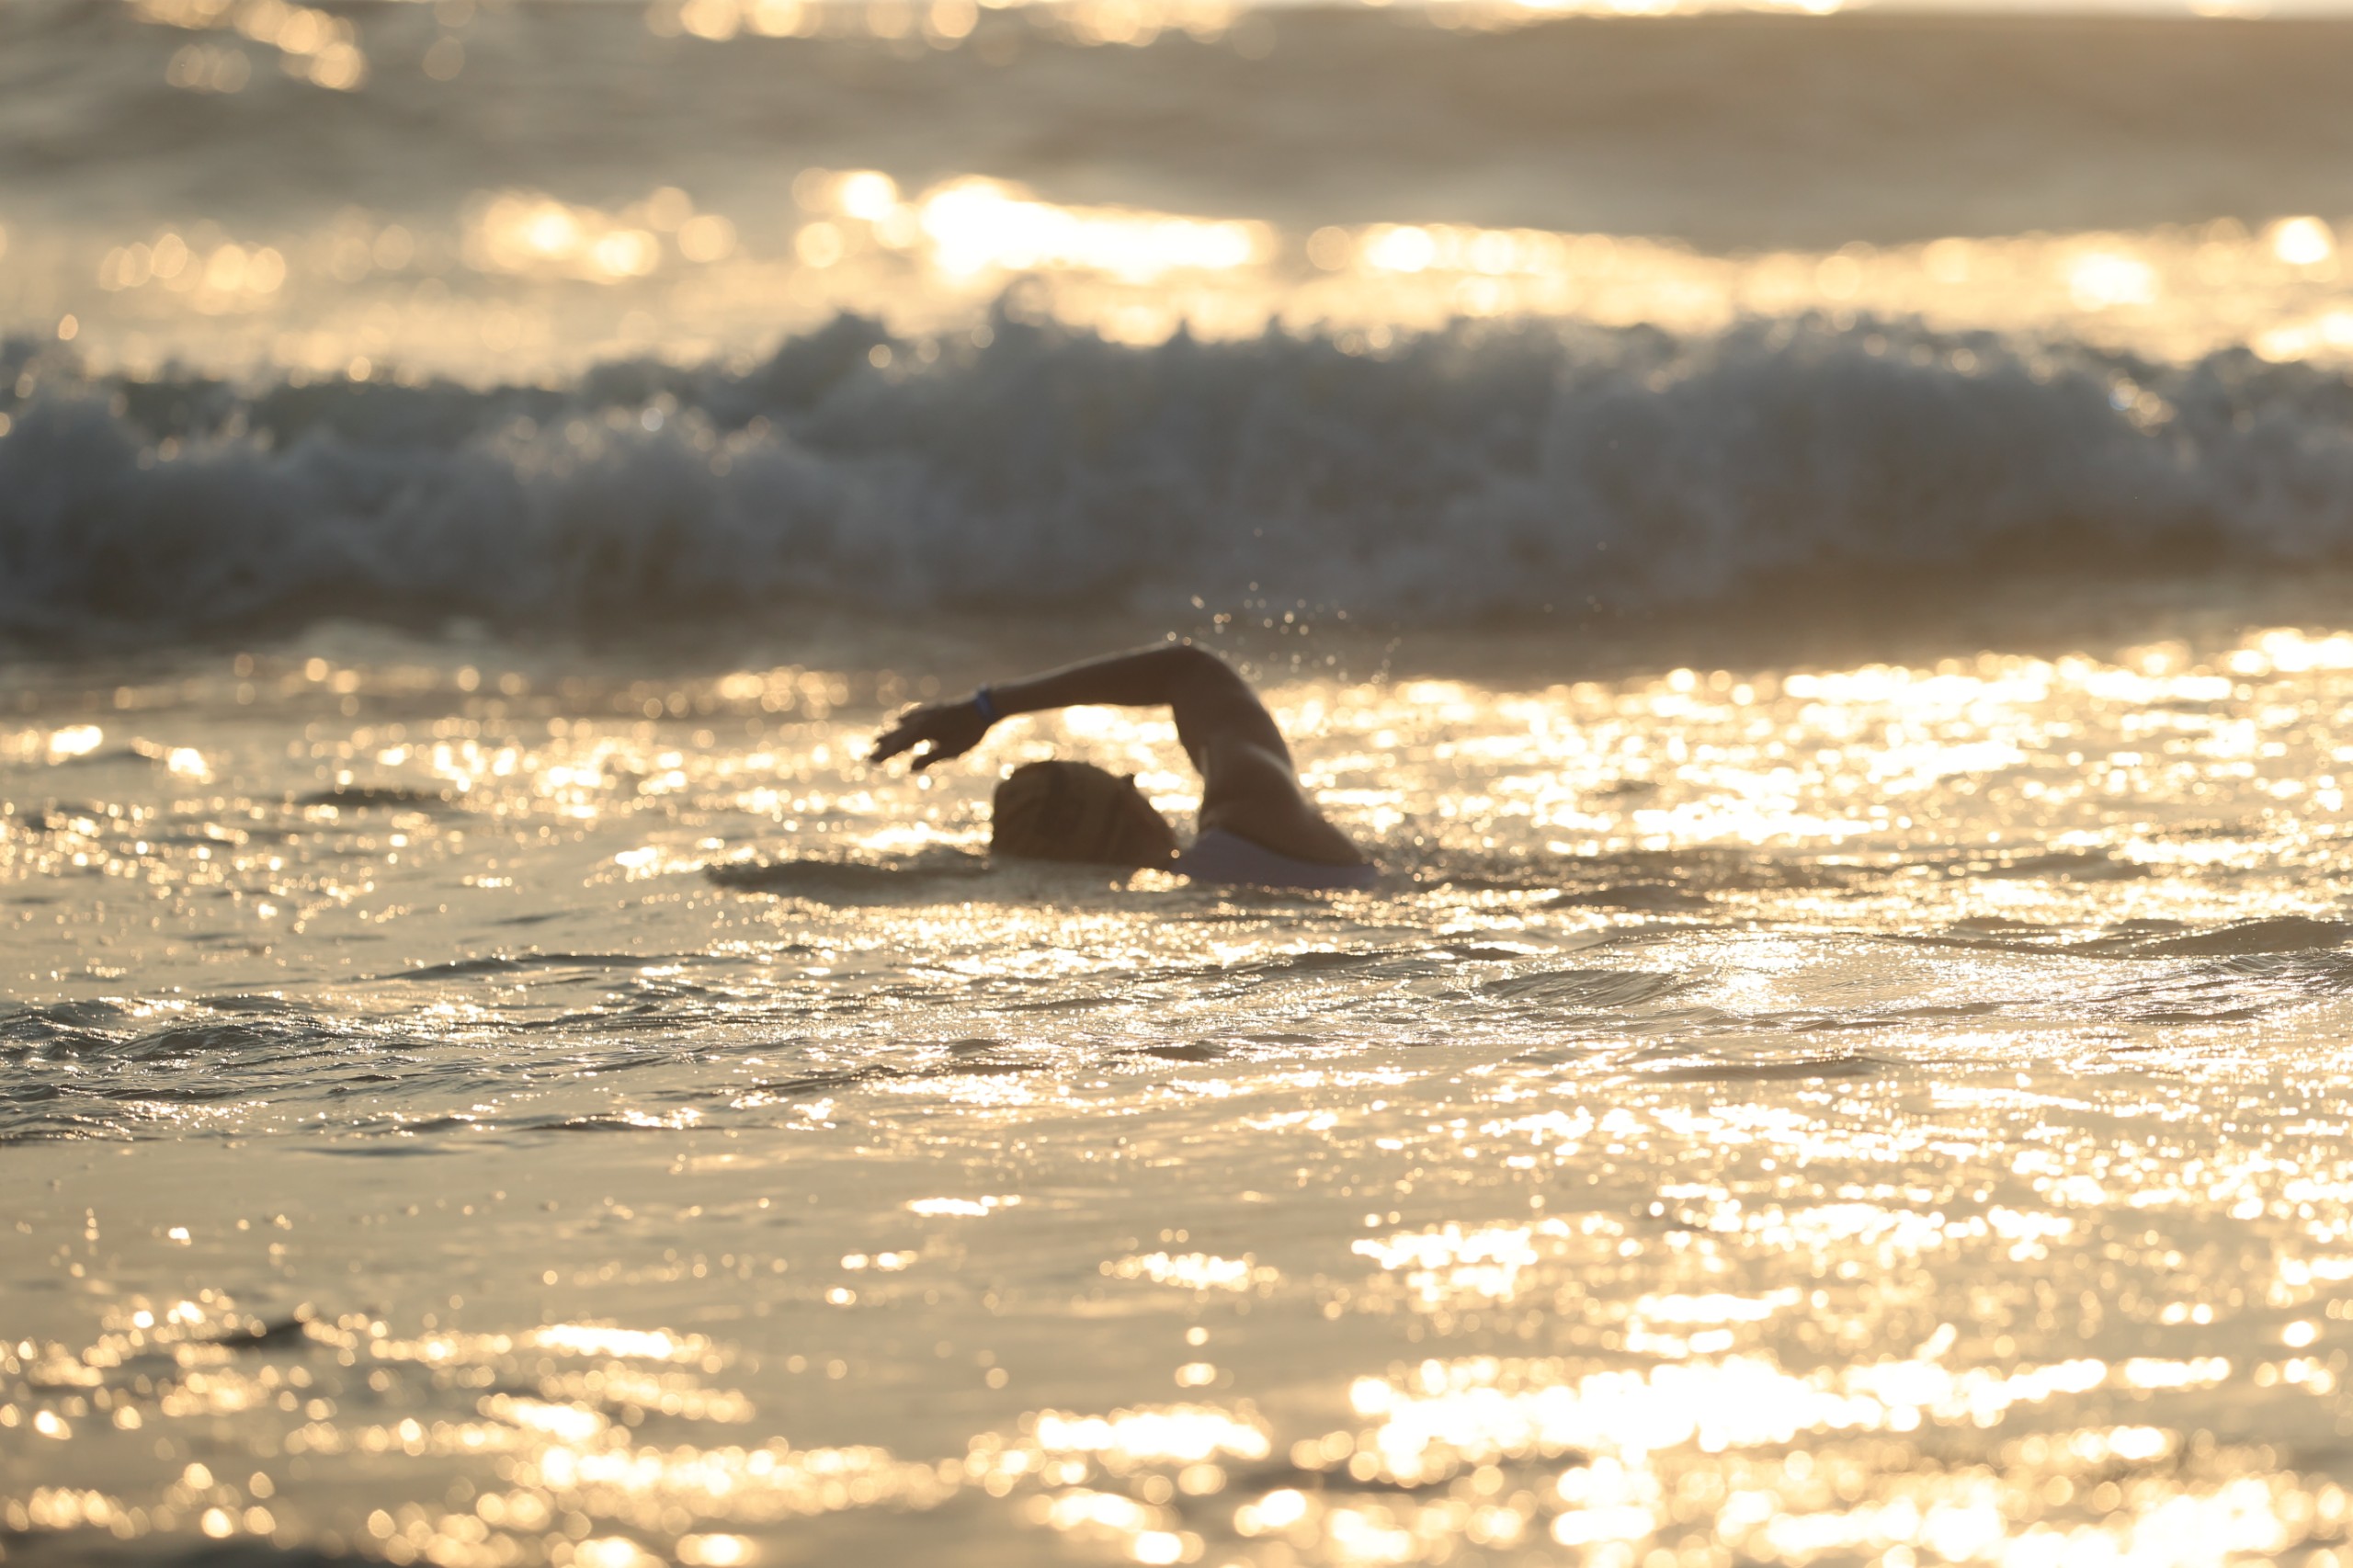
[918,178,1270,281]
[463,187,733,284]
[1352,1222,1547,1305]
[25,625,2353,1564]
[1032,1405,1271,1466]
[18,623,2353,986]
[652,0,1242,47]
[905,1196,1021,1216]
[1101,1252,1277,1291]
[43,158,2353,382]
[132,0,366,90]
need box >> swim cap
[991,760,1172,868]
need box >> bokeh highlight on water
[16,620,2353,1566]
[17,2,2353,1565]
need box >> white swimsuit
[1172,828,1381,891]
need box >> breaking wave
[6,311,2353,643]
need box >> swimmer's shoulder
[1197,762,1366,868]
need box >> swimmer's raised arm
[870,642,1362,868]
[870,643,1278,770]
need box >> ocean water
[15,4,2353,1566]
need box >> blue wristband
[972,687,1000,723]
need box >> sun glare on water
[9,622,2353,1562]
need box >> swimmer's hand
[870,699,993,770]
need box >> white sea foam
[4,313,2350,642]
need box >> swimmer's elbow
[1162,642,1266,723]
[1163,641,1241,689]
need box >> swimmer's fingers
[908,705,991,769]
[870,703,989,769]
[868,709,932,765]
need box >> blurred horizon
[9,0,2353,643]
[15,0,2353,382]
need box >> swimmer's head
[991,761,1178,869]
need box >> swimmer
[870,642,1377,890]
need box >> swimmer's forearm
[981,643,1236,719]
[871,643,1255,772]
